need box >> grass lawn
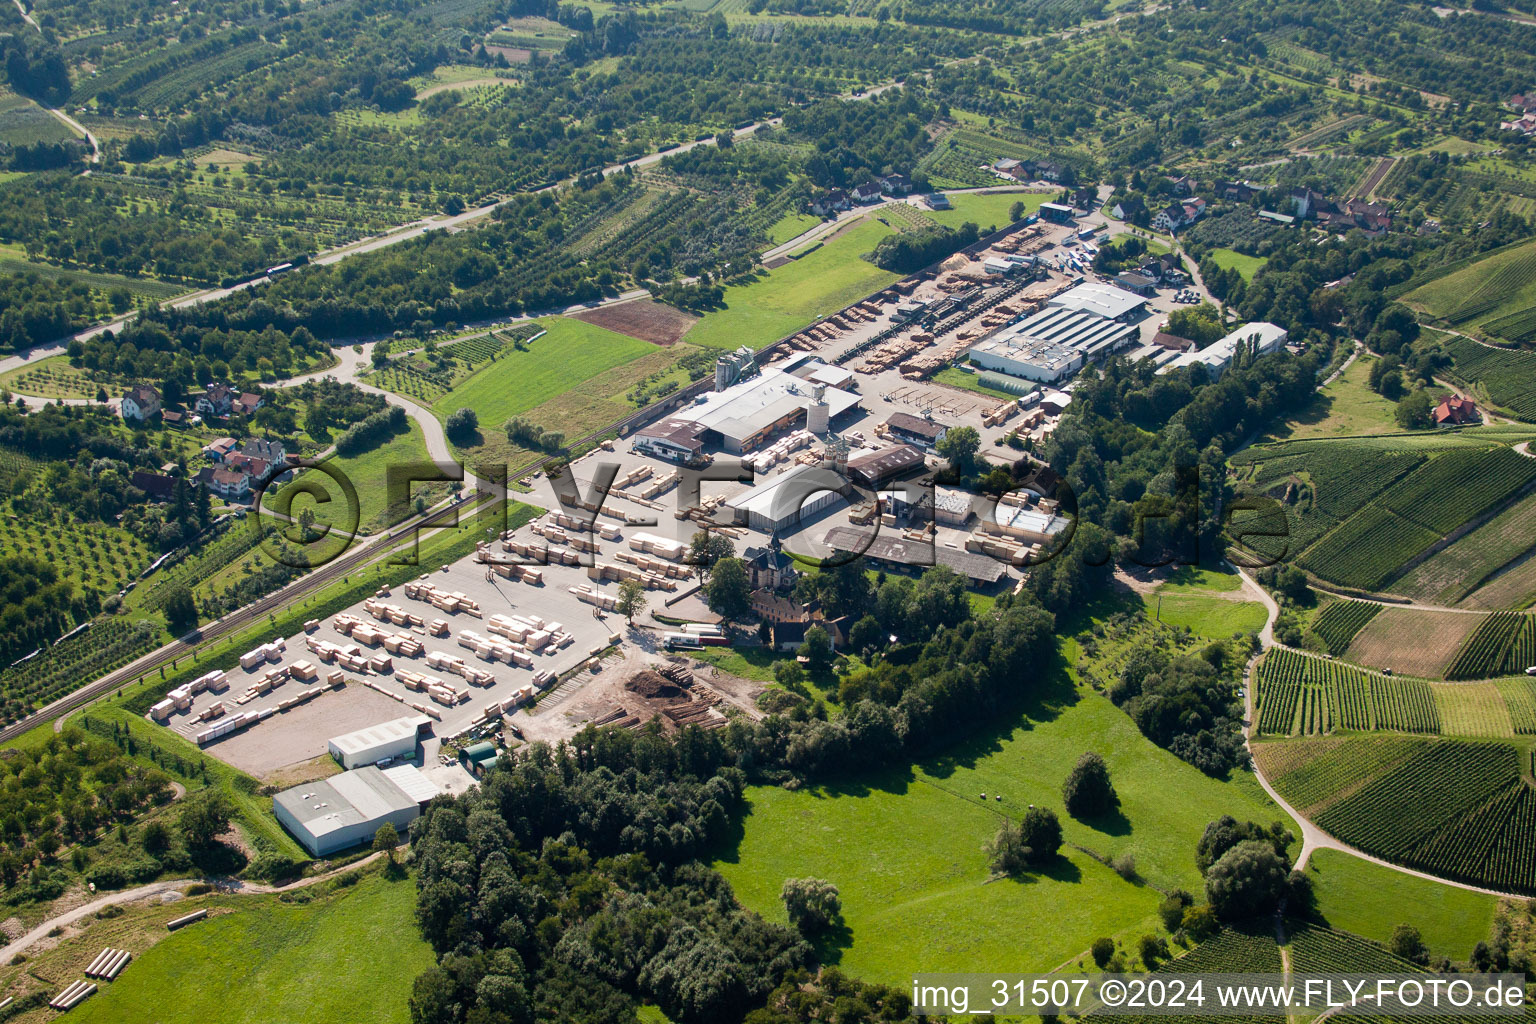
[682,219,899,351]
[1208,248,1267,283]
[272,419,452,536]
[429,317,653,426]
[924,190,1048,230]
[931,366,1018,401]
[1304,849,1499,959]
[767,211,820,245]
[1141,589,1267,639]
[68,872,431,1024]
[715,686,1285,984]
[1267,353,1403,441]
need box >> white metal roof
[274,766,417,840]
[1048,282,1148,321]
[675,367,859,443]
[727,464,846,522]
[329,716,429,757]
[381,764,440,804]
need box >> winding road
[1234,564,1529,898]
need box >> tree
[177,792,233,849]
[780,877,841,935]
[141,821,171,855]
[1062,751,1117,818]
[445,406,478,442]
[848,614,883,656]
[936,425,981,473]
[1203,839,1289,921]
[1389,924,1429,966]
[1395,389,1434,430]
[798,625,832,673]
[687,530,735,578]
[1139,934,1169,967]
[1159,890,1193,931]
[163,587,198,635]
[373,821,400,863]
[989,807,1062,874]
[616,579,646,624]
[1090,937,1116,969]
[1167,303,1226,348]
[704,557,751,618]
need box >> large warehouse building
[726,464,848,532]
[966,282,1146,383]
[661,366,860,454]
[327,715,432,770]
[274,764,437,856]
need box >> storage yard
[137,207,1228,859]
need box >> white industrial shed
[673,367,860,453]
[273,765,436,857]
[726,464,847,532]
[1048,282,1149,322]
[327,715,431,769]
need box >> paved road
[6,0,98,163]
[1236,565,1530,896]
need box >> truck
[663,632,704,651]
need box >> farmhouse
[1433,395,1479,426]
[273,764,437,857]
[667,366,860,454]
[327,715,432,770]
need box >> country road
[1236,565,1529,898]
[6,0,99,164]
[0,850,393,965]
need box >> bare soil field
[1343,606,1482,678]
[572,299,700,346]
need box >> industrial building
[1158,322,1288,378]
[327,715,432,770]
[967,329,1085,384]
[822,527,1008,585]
[845,445,927,488]
[1048,282,1149,322]
[985,505,1072,545]
[660,367,860,454]
[631,417,709,466]
[726,464,848,532]
[273,764,437,856]
[885,412,950,450]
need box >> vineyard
[1504,616,1536,674]
[1254,648,1440,736]
[1311,739,1536,895]
[1297,506,1439,591]
[1440,337,1536,420]
[1431,682,1516,738]
[1286,924,1425,977]
[1254,736,1425,814]
[1444,612,1530,680]
[1309,600,1382,656]
[1407,237,1536,329]
[1495,678,1536,734]
[1092,928,1282,1024]
[1377,447,1536,535]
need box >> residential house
[809,189,850,216]
[1167,174,1194,197]
[1433,396,1479,426]
[878,173,913,195]
[992,158,1024,179]
[1501,111,1536,136]
[1035,161,1067,183]
[160,409,187,427]
[885,412,949,450]
[1215,180,1259,203]
[1072,186,1098,211]
[224,454,271,483]
[1290,187,1326,220]
[202,437,238,462]
[131,471,177,502]
[120,385,161,423]
[851,181,884,204]
[199,466,252,501]
[1154,203,1187,233]
[923,192,952,211]
[1111,195,1148,224]
[242,438,287,470]
[1151,331,1196,353]
[195,384,236,418]
[233,392,264,416]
